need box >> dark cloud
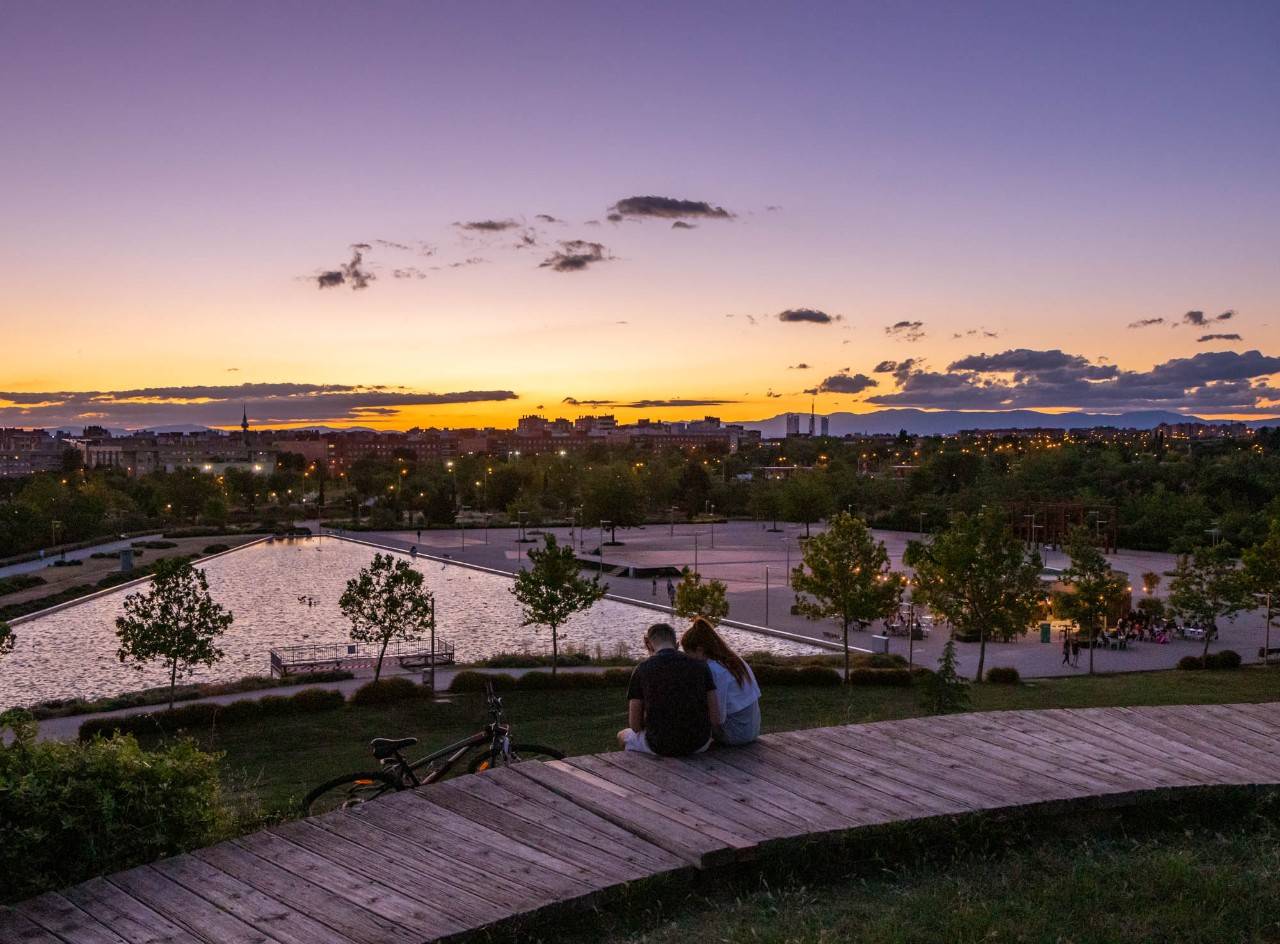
[807,373,878,396]
[788,363,811,370]
[392,267,428,280]
[1198,333,1243,342]
[540,240,612,273]
[951,328,1000,339]
[316,245,374,290]
[1128,317,1165,329]
[0,384,518,428]
[778,308,839,325]
[671,221,697,230]
[1182,310,1235,327]
[873,360,898,373]
[866,348,1280,413]
[766,390,782,398]
[515,231,538,249]
[535,214,562,224]
[619,399,738,409]
[374,239,412,251]
[765,205,782,212]
[448,257,487,268]
[562,397,613,408]
[609,195,732,220]
[454,219,519,233]
[886,320,925,342]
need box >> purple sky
[2,1,1278,429]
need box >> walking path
[7,702,1279,943]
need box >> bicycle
[302,681,564,816]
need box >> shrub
[448,671,518,693]
[986,666,1021,685]
[164,702,222,729]
[202,543,231,555]
[350,677,421,706]
[132,540,178,550]
[1177,655,1205,671]
[847,667,913,687]
[287,688,346,712]
[601,667,634,686]
[52,558,84,567]
[255,695,295,716]
[0,573,46,596]
[797,665,843,686]
[749,663,842,686]
[865,653,908,669]
[216,699,262,724]
[1204,650,1242,670]
[0,722,228,904]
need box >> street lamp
[599,520,611,576]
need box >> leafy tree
[677,461,713,517]
[792,512,903,681]
[920,635,969,715]
[510,534,606,675]
[0,619,13,662]
[581,464,646,543]
[1057,527,1129,674]
[782,473,832,537]
[339,552,436,681]
[748,479,784,531]
[905,511,1043,683]
[115,559,234,709]
[673,568,730,625]
[1242,516,1280,663]
[1169,544,1251,662]
[1141,571,1162,594]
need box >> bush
[865,653,908,669]
[986,667,1021,685]
[202,543,231,555]
[797,665,843,686]
[350,677,421,706]
[52,558,84,566]
[602,667,634,686]
[750,663,842,686]
[287,688,346,712]
[847,667,913,687]
[0,573,46,596]
[132,540,178,550]
[1177,655,1205,671]
[0,723,228,904]
[216,699,262,724]
[448,671,519,693]
[1204,650,1242,670]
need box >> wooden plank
[11,893,128,944]
[1122,708,1279,780]
[0,908,69,944]
[510,761,725,865]
[466,767,688,874]
[267,818,499,929]
[1189,705,1280,756]
[151,854,352,944]
[1210,703,1280,741]
[232,830,451,940]
[60,877,204,944]
[668,750,854,831]
[333,796,565,908]
[417,780,651,884]
[105,866,278,944]
[1104,708,1269,781]
[963,714,1151,793]
[1068,708,1255,782]
[193,844,409,944]
[592,752,811,840]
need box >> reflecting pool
[3,536,823,706]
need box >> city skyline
[3,2,1278,430]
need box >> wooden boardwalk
[5,703,1280,944]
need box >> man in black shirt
[617,623,718,756]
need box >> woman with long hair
[680,617,761,746]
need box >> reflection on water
[3,536,821,706]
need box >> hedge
[0,573,46,597]
[78,687,347,740]
[1178,650,1243,671]
[448,669,633,693]
[349,677,422,706]
[986,667,1021,685]
[847,667,913,687]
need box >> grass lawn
[542,801,1280,944]
[139,665,1280,819]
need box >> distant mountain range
[741,409,1280,438]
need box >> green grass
[531,798,1280,944]
[136,665,1280,820]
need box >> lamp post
[709,505,715,549]
[764,565,770,626]
[694,532,699,575]
[918,511,926,537]
[599,520,610,576]
[669,505,677,537]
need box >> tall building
[785,413,801,437]
[820,416,830,437]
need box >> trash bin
[870,634,890,654]
[1039,622,1051,644]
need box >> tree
[0,619,13,662]
[1141,571,1162,595]
[920,635,969,715]
[748,479,784,531]
[1169,543,1251,662]
[339,552,436,681]
[905,511,1043,683]
[1057,527,1129,674]
[782,473,832,537]
[510,534,606,675]
[673,569,730,625]
[115,559,234,709]
[581,464,646,544]
[1242,516,1280,664]
[792,512,903,681]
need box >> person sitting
[681,616,761,746]
[617,623,717,756]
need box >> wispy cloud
[886,320,925,342]
[1128,317,1165,329]
[777,308,839,325]
[540,240,612,273]
[1181,309,1235,327]
[1198,333,1243,342]
[609,195,733,220]
[316,244,375,290]
[454,219,519,233]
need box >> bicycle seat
[370,737,418,759]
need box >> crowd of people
[617,617,762,756]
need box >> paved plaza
[347,520,1278,681]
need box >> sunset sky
[2,1,1278,430]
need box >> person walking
[651,576,658,597]
[666,578,676,609]
[1071,637,1081,667]
[1062,634,1071,666]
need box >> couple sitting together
[617,616,761,756]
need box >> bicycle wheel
[468,743,564,774]
[302,770,397,816]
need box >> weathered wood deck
[5,702,1279,944]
